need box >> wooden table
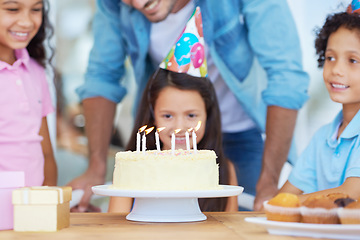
[0,212,328,240]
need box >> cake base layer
[113,149,219,191]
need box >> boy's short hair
[315,12,360,68]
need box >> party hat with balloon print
[347,0,360,13]
[159,6,207,77]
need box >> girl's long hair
[126,68,230,211]
[26,0,54,68]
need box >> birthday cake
[112,149,220,191]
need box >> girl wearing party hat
[279,1,360,202]
[108,7,238,213]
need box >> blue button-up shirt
[289,110,360,193]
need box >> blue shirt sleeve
[76,0,128,103]
[242,0,309,109]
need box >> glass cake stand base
[127,197,205,222]
[92,185,243,223]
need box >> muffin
[334,197,355,207]
[326,193,349,201]
[264,193,301,222]
[338,200,360,224]
[302,194,323,203]
[301,196,339,224]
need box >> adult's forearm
[254,106,298,210]
[83,97,117,178]
[261,105,298,185]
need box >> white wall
[287,0,347,154]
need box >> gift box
[0,171,25,230]
[12,186,72,232]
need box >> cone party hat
[347,0,360,13]
[159,6,207,77]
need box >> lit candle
[137,125,147,153]
[192,130,197,153]
[185,129,191,151]
[136,131,140,153]
[172,129,181,155]
[171,132,175,155]
[155,131,160,152]
[142,132,146,154]
[155,127,165,152]
[193,121,202,154]
[143,127,154,154]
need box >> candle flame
[139,125,147,133]
[174,129,181,134]
[187,128,193,132]
[145,127,155,135]
[157,127,166,133]
[194,121,201,131]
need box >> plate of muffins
[245,193,360,239]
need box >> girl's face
[323,27,360,109]
[154,86,207,150]
[0,0,43,59]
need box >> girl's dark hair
[126,68,230,211]
[26,0,54,68]
[315,12,360,68]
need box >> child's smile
[9,31,30,41]
[330,83,349,90]
[323,26,360,110]
[0,0,43,63]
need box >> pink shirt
[0,48,54,186]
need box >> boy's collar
[330,109,360,141]
[340,109,360,139]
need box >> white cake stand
[92,185,243,223]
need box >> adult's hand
[67,169,104,212]
[253,171,279,211]
[254,106,298,211]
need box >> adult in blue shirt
[70,0,309,212]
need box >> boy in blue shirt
[280,1,360,202]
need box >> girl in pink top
[0,0,57,186]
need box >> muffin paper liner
[263,201,300,215]
[338,208,360,220]
[300,206,338,216]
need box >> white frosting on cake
[112,149,220,190]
